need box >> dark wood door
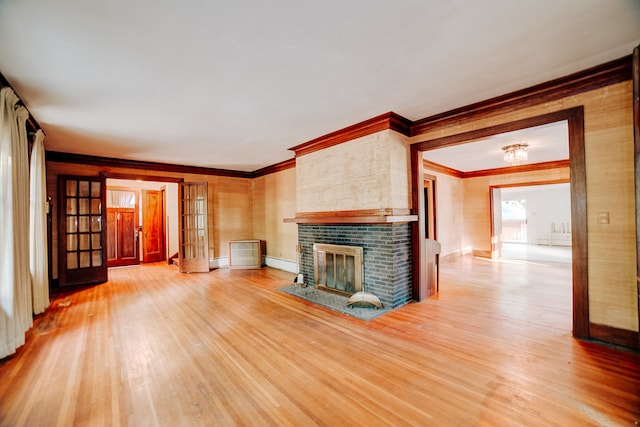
[58,175,107,286]
[107,208,139,267]
[142,189,165,263]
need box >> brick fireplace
[297,223,413,308]
[288,113,417,309]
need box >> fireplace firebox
[313,243,363,296]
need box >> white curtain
[30,129,49,315]
[0,87,34,359]
[107,189,136,208]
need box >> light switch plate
[597,212,610,225]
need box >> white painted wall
[501,183,571,244]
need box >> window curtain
[30,129,49,315]
[0,87,33,359]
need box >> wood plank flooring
[0,255,638,426]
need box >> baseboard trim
[472,250,492,258]
[209,257,229,269]
[589,322,640,350]
[265,256,298,273]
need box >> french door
[178,182,209,273]
[58,175,107,286]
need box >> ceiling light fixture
[502,143,528,166]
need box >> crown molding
[252,158,296,177]
[423,159,570,179]
[289,111,413,157]
[46,151,252,178]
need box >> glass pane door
[178,182,209,273]
[58,176,107,286]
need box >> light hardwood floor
[0,255,638,426]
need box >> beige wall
[413,81,638,333]
[253,167,298,262]
[422,169,465,258]
[296,130,411,212]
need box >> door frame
[103,173,182,265]
[106,186,140,267]
[632,45,639,349]
[410,107,589,339]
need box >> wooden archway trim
[410,107,589,339]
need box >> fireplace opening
[313,243,363,296]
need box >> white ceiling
[422,121,569,172]
[0,1,638,172]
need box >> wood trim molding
[567,106,589,340]
[252,158,296,177]
[423,159,569,179]
[490,178,570,189]
[462,160,570,178]
[289,112,413,157]
[422,159,464,178]
[589,323,640,350]
[410,107,590,340]
[102,172,183,183]
[284,209,417,224]
[411,55,632,136]
[633,44,640,341]
[413,109,590,151]
[411,145,427,301]
[46,151,253,179]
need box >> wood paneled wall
[252,168,298,262]
[413,81,638,333]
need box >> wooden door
[107,208,139,267]
[142,189,165,263]
[178,182,209,273]
[58,175,107,286]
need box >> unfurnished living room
[1,1,639,426]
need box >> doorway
[411,107,588,339]
[106,187,139,267]
[106,179,180,267]
[495,183,572,264]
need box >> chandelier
[502,143,528,165]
